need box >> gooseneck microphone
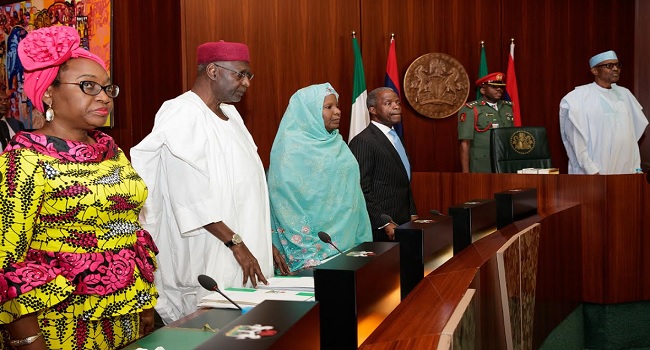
[380,214,398,226]
[429,209,445,216]
[318,231,343,255]
[198,274,242,310]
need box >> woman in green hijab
[267,83,372,273]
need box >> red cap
[197,40,249,64]
[476,72,506,87]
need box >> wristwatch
[225,233,243,248]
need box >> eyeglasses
[594,62,622,70]
[59,81,120,98]
[212,63,254,81]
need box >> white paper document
[197,288,315,309]
[257,276,315,292]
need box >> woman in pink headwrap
[0,26,158,349]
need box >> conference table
[122,308,241,349]
[123,241,402,349]
[122,269,317,349]
[122,171,649,349]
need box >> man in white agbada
[560,50,648,174]
[131,41,288,324]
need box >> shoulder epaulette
[503,100,513,106]
[465,101,478,107]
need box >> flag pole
[385,32,403,137]
[477,41,488,100]
[505,37,522,126]
[349,31,369,142]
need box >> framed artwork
[0,0,113,129]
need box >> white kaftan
[130,91,272,323]
[560,83,648,174]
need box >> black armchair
[490,126,552,173]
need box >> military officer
[458,72,514,173]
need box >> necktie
[388,129,411,179]
[0,120,10,150]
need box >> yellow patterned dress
[0,130,158,349]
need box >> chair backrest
[490,126,552,173]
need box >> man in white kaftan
[131,41,281,324]
[560,50,648,174]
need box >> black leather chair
[490,126,552,173]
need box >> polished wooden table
[361,172,650,349]
[124,301,320,350]
[411,172,650,304]
[196,300,319,349]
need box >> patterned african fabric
[0,130,158,350]
[267,83,372,273]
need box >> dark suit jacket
[0,117,25,149]
[349,123,417,241]
[5,117,25,133]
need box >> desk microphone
[197,274,242,310]
[380,214,398,226]
[318,231,343,255]
[429,209,445,216]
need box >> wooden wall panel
[180,0,359,166]
[410,172,650,304]
[358,0,637,173]
[0,1,643,171]
[644,173,650,297]
[605,176,644,301]
[176,0,639,172]
[360,0,503,173]
[495,0,635,173]
[107,1,183,152]
[636,0,650,171]
[532,205,582,348]
[362,210,582,350]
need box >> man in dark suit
[0,90,25,149]
[349,87,417,241]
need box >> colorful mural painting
[0,0,111,129]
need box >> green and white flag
[349,36,369,143]
[477,42,488,100]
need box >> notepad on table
[197,288,315,309]
[257,276,314,292]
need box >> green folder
[120,308,241,349]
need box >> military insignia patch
[460,113,466,122]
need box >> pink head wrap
[197,40,250,64]
[18,26,106,112]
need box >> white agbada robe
[560,82,648,174]
[130,91,273,324]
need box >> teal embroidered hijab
[268,83,372,272]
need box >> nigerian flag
[349,36,369,143]
[477,42,488,100]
